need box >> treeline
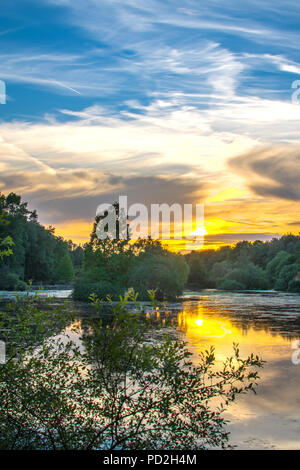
[1,192,300,297]
[0,192,83,290]
[0,193,188,299]
[185,236,300,293]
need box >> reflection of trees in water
[36,295,300,345]
[77,306,180,347]
[0,297,73,357]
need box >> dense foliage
[74,236,189,301]
[73,205,190,301]
[1,191,300,296]
[185,236,300,292]
[0,192,82,289]
[0,210,13,261]
[0,292,263,450]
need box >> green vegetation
[186,237,300,292]
[73,204,189,301]
[0,210,14,261]
[0,193,189,299]
[0,192,83,289]
[1,191,300,297]
[56,253,75,283]
[0,291,263,450]
[74,237,189,301]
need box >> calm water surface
[0,289,73,299]
[174,290,300,449]
[64,289,300,449]
[2,288,300,449]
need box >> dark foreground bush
[0,291,263,450]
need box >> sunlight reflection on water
[175,290,300,449]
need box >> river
[1,288,300,449]
[177,290,300,449]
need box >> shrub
[128,253,189,300]
[216,262,269,290]
[288,279,300,293]
[266,251,294,284]
[0,271,27,291]
[275,263,300,291]
[218,279,246,290]
[73,280,125,301]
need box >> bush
[266,251,294,284]
[275,263,300,291]
[0,271,27,291]
[288,279,300,293]
[216,262,269,290]
[128,253,189,300]
[218,279,246,290]
[209,260,232,284]
[73,280,125,301]
[15,280,28,291]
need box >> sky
[0,0,300,248]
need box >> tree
[274,262,300,291]
[219,262,269,290]
[183,236,300,292]
[56,253,75,283]
[0,192,81,287]
[0,210,13,261]
[70,245,84,270]
[90,200,130,255]
[128,251,189,300]
[266,251,294,284]
[77,209,190,301]
[185,252,208,287]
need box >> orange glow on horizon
[52,215,290,251]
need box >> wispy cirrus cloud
[2,0,300,117]
[0,40,244,102]
[46,0,300,45]
[1,0,300,243]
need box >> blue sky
[0,0,300,245]
[1,0,300,121]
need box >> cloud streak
[229,146,300,201]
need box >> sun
[189,226,208,237]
